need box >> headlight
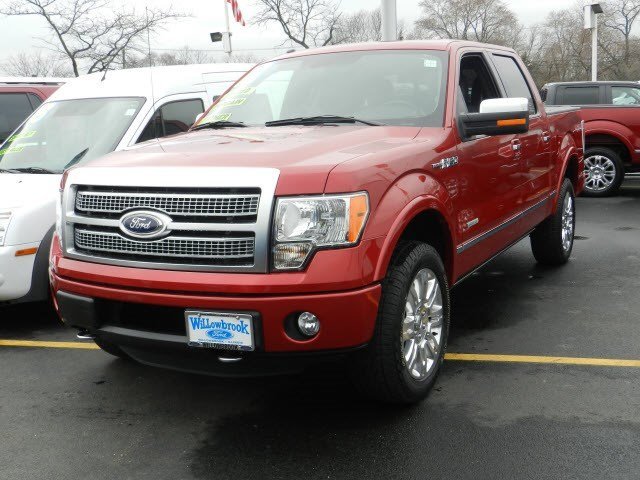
[272,192,369,270]
[0,212,12,246]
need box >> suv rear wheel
[350,241,450,404]
[583,147,624,197]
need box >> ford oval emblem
[207,329,233,341]
[119,210,170,239]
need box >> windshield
[0,97,145,174]
[198,50,449,128]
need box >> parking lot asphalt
[1,180,639,480]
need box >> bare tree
[415,0,520,44]
[253,0,341,48]
[2,51,72,77]
[335,8,382,43]
[603,0,640,63]
[1,0,184,76]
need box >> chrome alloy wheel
[402,268,444,380]
[561,194,575,252]
[584,155,616,192]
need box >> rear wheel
[583,147,624,197]
[94,337,131,360]
[350,241,450,404]
[530,179,575,266]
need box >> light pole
[381,0,397,41]
[584,2,604,81]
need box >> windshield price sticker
[0,145,25,156]
[220,97,247,107]
[8,131,37,143]
[424,59,438,68]
[235,87,256,96]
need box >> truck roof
[0,77,69,85]
[271,40,516,62]
[47,63,254,103]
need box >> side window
[458,54,501,114]
[559,87,600,105]
[491,54,537,114]
[137,99,204,143]
[611,86,640,105]
[0,93,34,142]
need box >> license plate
[185,311,254,351]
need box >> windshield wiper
[10,167,59,174]
[0,168,20,174]
[192,120,247,131]
[265,115,384,127]
[64,148,89,170]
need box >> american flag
[227,0,246,26]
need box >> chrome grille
[75,229,254,261]
[75,190,260,217]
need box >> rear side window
[559,87,600,105]
[138,99,205,143]
[491,54,536,114]
[28,93,43,109]
[611,86,640,105]
[0,93,34,143]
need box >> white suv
[0,63,252,304]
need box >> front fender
[368,173,456,282]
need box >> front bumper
[0,242,39,302]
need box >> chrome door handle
[542,132,551,143]
[512,143,522,152]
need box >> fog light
[297,312,320,337]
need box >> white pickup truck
[0,63,252,304]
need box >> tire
[530,179,575,266]
[583,147,624,197]
[94,337,131,360]
[350,241,451,404]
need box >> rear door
[490,53,552,207]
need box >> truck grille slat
[76,191,260,217]
[75,229,254,261]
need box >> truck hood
[82,126,421,194]
[0,174,60,211]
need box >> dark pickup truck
[542,81,640,196]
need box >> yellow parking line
[445,353,640,368]
[1,340,640,367]
[0,339,99,350]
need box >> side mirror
[459,98,530,138]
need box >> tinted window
[138,99,204,143]
[0,93,34,143]
[492,54,536,113]
[611,86,640,105]
[459,55,501,114]
[560,87,600,105]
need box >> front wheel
[583,147,624,197]
[350,241,450,404]
[530,179,576,266]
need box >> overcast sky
[0,0,571,65]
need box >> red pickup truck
[542,81,640,196]
[50,41,584,403]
